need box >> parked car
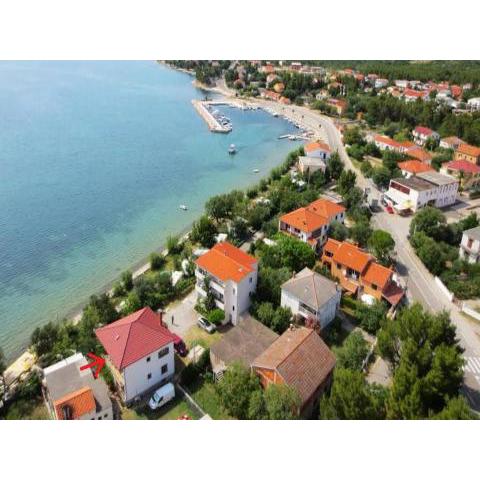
[172,333,188,357]
[148,382,175,410]
[197,316,216,334]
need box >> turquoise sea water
[0,61,298,359]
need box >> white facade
[412,128,440,146]
[305,148,331,161]
[281,288,340,330]
[459,229,480,263]
[120,342,175,403]
[467,97,480,111]
[385,174,458,212]
[195,266,257,326]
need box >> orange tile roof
[374,135,402,149]
[323,238,341,255]
[304,141,331,153]
[308,198,345,218]
[362,262,393,290]
[398,160,434,174]
[53,386,96,420]
[458,143,480,158]
[332,241,372,273]
[280,199,345,234]
[406,147,432,163]
[195,242,257,283]
[280,207,328,233]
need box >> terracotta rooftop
[414,126,435,136]
[304,141,331,154]
[332,241,372,273]
[95,307,176,370]
[195,242,257,283]
[406,147,432,163]
[398,160,434,174]
[252,327,336,407]
[443,160,480,174]
[457,143,480,157]
[362,262,393,290]
[53,386,96,420]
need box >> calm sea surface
[0,61,298,359]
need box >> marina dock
[192,99,232,133]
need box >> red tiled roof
[323,238,341,256]
[374,135,402,149]
[362,262,393,290]
[398,160,434,174]
[308,198,345,218]
[443,160,480,174]
[252,327,335,408]
[382,282,405,307]
[404,89,425,98]
[414,126,434,136]
[304,141,331,154]
[441,136,465,148]
[195,242,257,283]
[54,386,96,420]
[457,143,480,158]
[332,241,372,273]
[95,307,176,370]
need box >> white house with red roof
[95,307,176,403]
[195,242,258,326]
[304,141,331,161]
[412,126,440,146]
[441,160,480,190]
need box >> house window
[158,347,169,359]
[147,373,152,380]
[467,238,473,249]
[98,416,102,420]
[233,288,236,295]
[146,356,151,362]
[372,284,378,291]
[104,413,108,418]
[161,364,168,375]
[336,263,341,269]
[232,305,235,311]
[249,277,253,283]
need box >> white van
[148,382,175,410]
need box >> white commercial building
[467,97,480,111]
[281,268,341,330]
[384,171,459,212]
[459,226,480,264]
[195,242,258,325]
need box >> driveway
[163,290,198,338]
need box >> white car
[148,382,175,410]
[197,316,216,334]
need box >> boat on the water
[253,168,259,173]
[228,144,237,154]
[179,204,188,211]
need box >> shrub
[149,252,165,271]
[207,308,225,325]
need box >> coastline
[3,80,313,377]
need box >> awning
[382,282,405,307]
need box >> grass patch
[184,325,222,349]
[189,378,233,420]
[121,396,200,420]
[322,316,351,349]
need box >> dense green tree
[368,229,395,266]
[191,215,218,248]
[320,368,387,420]
[335,332,369,371]
[329,221,349,241]
[121,270,133,292]
[350,219,373,247]
[31,322,60,358]
[248,390,268,419]
[433,397,478,420]
[326,152,344,180]
[216,363,261,419]
[372,166,393,189]
[264,384,301,420]
[229,217,249,242]
[255,266,292,305]
[337,170,357,196]
[356,300,387,334]
[247,204,271,231]
[409,206,446,238]
[260,235,316,272]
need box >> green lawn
[121,395,200,420]
[189,378,233,420]
[184,325,223,349]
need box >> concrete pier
[192,100,232,133]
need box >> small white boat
[179,204,188,211]
[253,168,259,173]
[228,144,237,154]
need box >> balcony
[299,303,318,318]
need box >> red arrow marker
[80,353,106,379]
